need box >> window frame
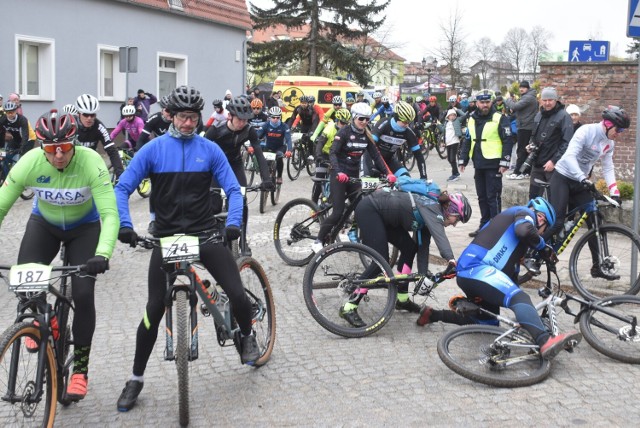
[97,44,126,101]
[14,34,55,101]
[157,52,188,96]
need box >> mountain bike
[259,151,281,213]
[109,143,151,197]
[437,258,640,388]
[302,241,452,337]
[287,132,315,181]
[0,259,86,427]
[421,122,446,159]
[0,148,35,200]
[519,179,640,301]
[273,176,391,266]
[135,233,275,427]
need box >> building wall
[1,0,247,126]
[538,61,637,180]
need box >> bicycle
[134,233,275,426]
[259,151,281,213]
[241,142,259,187]
[0,259,86,427]
[437,258,640,388]
[286,132,315,181]
[519,179,640,301]
[302,241,451,337]
[0,147,35,200]
[273,176,390,266]
[211,185,260,258]
[420,122,446,159]
[398,141,416,172]
[109,143,151,198]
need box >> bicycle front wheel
[0,322,57,427]
[569,224,640,300]
[436,133,447,159]
[400,144,416,171]
[286,148,303,181]
[175,291,190,427]
[270,183,281,206]
[302,242,397,338]
[437,325,551,388]
[579,295,640,364]
[56,277,75,406]
[243,152,256,187]
[237,257,276,366]
[259,188,268,214]
[274,198,324,266]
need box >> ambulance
[272,75,373,122]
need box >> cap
[566,104,581,116]
[540,87,558,100]
[519,80,530,89]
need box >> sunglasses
[356,116,370,122]
[616,127,626,133]
[81,113,96,118]
[42,141,74,154]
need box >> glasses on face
[616,127,626,133]
[333,104,342,108]
[356,116,370,123]
[42,141,74,154]
[253,108,262,111]
[338,120,349,126]
[81,113,96,118]
[270,116,281,120]
[175,112,199,122]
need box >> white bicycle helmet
[62,104,78,115]
[373,92,382,99]
[122,105,136,116]
[350,102,371,118]
[448,95,457,103]
[75,94,100,114]
[381,96,389,103]
[268,106,282,117]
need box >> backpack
[395,176,441,201]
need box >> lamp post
[422,57,436,95]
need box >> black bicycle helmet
[602,106,630,129]
[158,95,171,109]
[168,85,205,112]
[35,111,78,142]
[212,98,223,108]
[225,96,253,119]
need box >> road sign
[568,41,610,62]
[629,0,640,37]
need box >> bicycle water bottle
[348,224,358,242]
[564,220,574,234]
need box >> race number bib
[263,152,277,161]
[9,263,52,292]
[160,235,200,262]
[361,177,380,190]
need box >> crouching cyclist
[417,197,582,360]
[256,106,292,185]
[114,86,262,412]
[0,110,119,401]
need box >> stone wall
[538,61,637,180]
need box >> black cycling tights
[18,215,99,347]
[133,240,252,376]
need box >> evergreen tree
[249,0,390,87]
[626,40,640,60]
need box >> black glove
[438,260,457,280]
[224,226,242,242]
[261,180,275,192]
[611,195,622,207]
[539,244,558,264]
[118,227,138,248]
[581,178,595,192]
[85,256,109,275]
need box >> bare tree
[473,37,496,88]
[528,26,551,80]
[434,6,468,91]
[360,24,407,85]
[499,27,529,81]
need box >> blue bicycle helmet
[528,197,556,226]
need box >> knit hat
[225,89,232,96]
[566,104,581,116]
[541,87,558,100]
[446,109,457,118]
[519,80,530,89]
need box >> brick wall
[538,61,637,180]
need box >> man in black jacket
[505,81,539,179]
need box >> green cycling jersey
[0,146,119,258]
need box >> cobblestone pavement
[0,154,638,427]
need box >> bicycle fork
[164,268,199,362]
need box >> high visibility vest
[468,112,503,159]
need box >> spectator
[266,91,280,109]
[223,89,233,110]
[253,87,265,105]
[566,104,583,132]
[133,89,157,122]
[444,109,463,182]
[505,80,539,179]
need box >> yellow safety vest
[468,112,503,159]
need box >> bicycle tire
[286,148,302,181]
[243,152,256,187]
[0,322,57,427]
[270,183,281,206]
[237,257,276,366]
[436,132,447,159]
[175,290,190,427]
[437,325,551,388]
[305,158,316,177]
[56,277,75,406]
[259,189,267,214]
[569,224,640,301]
[400,143,416,171]
[579,295,640,364]
[273,198,324,266]
[302,242,397,338]
[136,178,151,198]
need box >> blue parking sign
[568,41,610,62]
[629,0,640,37]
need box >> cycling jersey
[110,116,145,145]
[370,103,393,122]
[0,114,30,151]
[291,105,319,131]
[330,124,389,177]
[76,119,124,176]
[257,120,292,152]
[422,104,440,122]
[0,146,119,258]
[372,117,426,178]
[135,111,171,150]
[248,112,268,130]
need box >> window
[158,54,187,96]
[98,45,126,101]
[15,35,55,100]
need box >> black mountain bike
[287,132,315,181]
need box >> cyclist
[543,106,630,280]
[307,95,324,120]
[204,98,228,132]
[368,101,426,179]
[370,96,394,122]
[312,108,351,204]
[110,105,145,149]
[62,104,79,116]
[256,106,292,185]
[371,92,383,112]
[205,96,273,255]
[0,110,119,401]
[135,95,171,151]
[0,102,33,176]
[248,98,268,129]
[342,191,469,326]
[74,94,124,179]
[115,86,262,412]
[417,197,582,360]
[290,96,320,134]
[310,95,344,142]
[355,91,369,105]
[311,102,395,253]
[345,96,356,111]
[422,95,440,124]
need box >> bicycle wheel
[274,198,324,266]
[56,278,75,406]
[436,132,447,159]
[569,224,640,301]
[400,143,416,171]
[305,158,316,177]
[270,183,281,206]
[0,322,57,427]
[437,325,551,387]
[259,188,268,214]
[175,290,190,427]
[243,152,256,187]
[137,178,151,198]
[286,148,302,181]
[579,295,640,364]
[302,242,397,338]
[237,257,276,366]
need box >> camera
[519,142,540,174]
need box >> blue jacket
[258,121,292,151]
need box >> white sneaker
[311,241,324,253]
[506,173,517,180]
[515,174,525,180]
